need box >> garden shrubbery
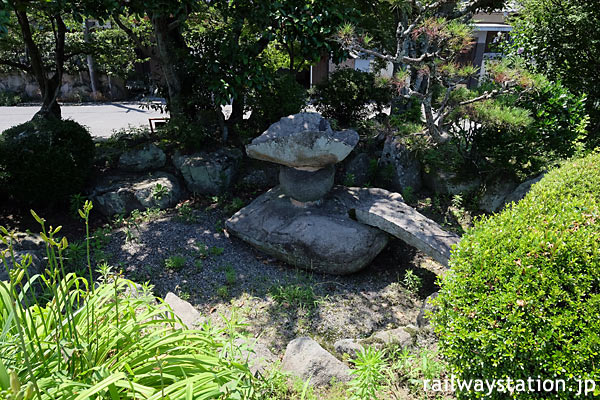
[0,118,94,205]
[247,71,307,134]
[432,152,600,399]
[441,76,589,180]
[311,68,393,128]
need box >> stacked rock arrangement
[226,112,460,275]
[246,112,358,206]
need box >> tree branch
[0,59,31,72]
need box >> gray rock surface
[281,337,351,386]
[247,113,359,168]
[417,292,439,328]
[503,173,545,207]
[370,326,415,347]
[424,170,480,196]
[333,339,364,359]
[164,292,203,329]
[334,187,460,267]
[279,165,335,202]
[344,153,372,186]
[235,338,278,375]
[92,172,182,217]
[478,180,518,213]
[379,136,422,192]
[173,148,243,195]
[118,143,166,172]
[0,251,43,282]
[225,187,389,275]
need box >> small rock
[173,148,243,195]
[333,339,364,358]
[118,143,166,172]
[379,136,422,192]
[235,338,278,375]
[371,326,415,347]
[164,292,203,329]
[281,337,351,386]
[417,292,439,328]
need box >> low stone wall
[0,71,127,102]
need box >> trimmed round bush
[432,153,600,399]
[0,118,94,205]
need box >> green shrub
[246,71,307,134]
[311,68,393,127]
[0,118,94,205]
[432,153,600,399]
[0,204,259,400]
[0,90,22,106]
[442,77,588,180]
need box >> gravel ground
[104,207,444,354]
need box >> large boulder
[118,143,166,172]
[246,112,359,169]
[173,148,243,195]
[503,173,545,207]
[281,337,351,386]
[343,152,373,187]
[225,187,389,275]
[379,136,422,192]
[91,172,182,217]
[423,170,480,196]
[478,179,518,213]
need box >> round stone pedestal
[279,165,335,203]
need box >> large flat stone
[246,112,359,169]
[334,187,460,267]
[225,187,389,275]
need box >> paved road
[0,103,167,138]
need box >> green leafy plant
[402,270,422,295]
[152,183,169,201]
[209,246,225,257]
[270,284,318,310]
[432,152,600,399]
[311,68,393,127]
[348,347,387,400]
[164,255,186,271]
[224,264,236,286]
[0,202,259,400]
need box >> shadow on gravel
[109,214,442,351]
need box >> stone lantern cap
[246,112,359,169]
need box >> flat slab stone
[246,112,359,169]
[225,187,389,275]
[334,187,460,267]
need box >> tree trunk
[14,9,64,119]
[151,13,195,120]
[84,19,100,100]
